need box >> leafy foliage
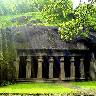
[0,0,48,15]
[42,0,96,40]
[0,28,16,84]
[59,3,96,40]
[42,0,73,24]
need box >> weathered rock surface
[31,19,42,24]
[10,16,32,23]
[10,18,17,22]
[2,24,86,50]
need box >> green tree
[42,0,73,24]
[0,0,48,15]
[42,0,96,40]
[59,3,96,40]
[0,28,16,83]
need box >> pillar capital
[71,56,74,62]
[91,53,95,62]
[26,56,31,62]
[49,57,53,61]
[16,57,20,61]
[38,56,43,62]
[80,58,84,61]
[60,57,64,62]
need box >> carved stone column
[90,54,96,80]
[49,57,53,79]
[26,56,31,79]
[14,57,20,79]
[37,56,43,79]
[70,56,75,80]
[60,57,65,80]
[80,58,84,80]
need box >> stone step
[16,77,86,82]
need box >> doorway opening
[19,56,27,78]
[64,56,71,78]
[53,56,60,78]
[31,56,38,78]
[42,56,49,79]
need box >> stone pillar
[90,54,96,80]
[37,56,43,79]
[80,58,84,80]
[14,57,20,79]
[60,57,65,80]
[49,57,53,79]
[26,56,31,79]
[70,56,75,80]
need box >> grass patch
[72,81,96,89]
[0,82,73,94]
[0,82,96,94]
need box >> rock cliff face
[0,24,87,50]
[15,25,68,49]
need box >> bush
[0,28,16,86]
[0,81,12,86]
[0,61,16,85]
